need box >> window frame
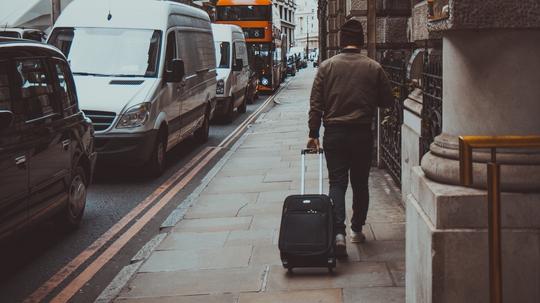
[49,57,79,116]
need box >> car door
[12,58,71,220]
[160,29,182,149]
[0,59,29,239]
[177,30,203,136]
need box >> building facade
[319,1,540,302]
[274,0,296,49]
[294,0,319,55]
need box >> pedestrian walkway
[112,68,405,303]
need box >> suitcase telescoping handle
[300,148,324,195]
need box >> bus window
[217,5,271,21]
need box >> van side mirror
[166,59,185,83]
[232,59,243,72]
[0,110,14,129]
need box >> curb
[94,78,295,303]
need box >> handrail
[458,135,540,303]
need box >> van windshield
[214,41,230,69]
[49,28,161,77]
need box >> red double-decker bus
[215,0,284,92]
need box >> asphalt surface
[0,93,275,303]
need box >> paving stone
[217,168,270,178]
[343,287,405,303]
[158,231,228,251]
[366,208,405,223]
[238,289,343,303]
[226,229,277,247]
[250,245,282,266]
[257,190,297,203]
[353,241,405,262]
[387,261,405,287]
[249,215,281,230]
[205,178,291,194]
[370,223,405,241]
[173,217,252,233]
[140,245,253,272]
[116,293,237,303]
[119,267,265,298]
[266,263,393,291]
[238,202,282,216]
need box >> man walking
[307,19,394,257]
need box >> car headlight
[117,102,151,129]
[261,77,269,86]
[216,79,224,95]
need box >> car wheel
[194,111,210,143]
[57,166,87,229]
[238,95,247,114]
[146,132,166,177]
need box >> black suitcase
[278,148,336,273]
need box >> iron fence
[420,51,443,159]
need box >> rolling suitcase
[278,148,336,273]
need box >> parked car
[245,67,258,104]
[286,56,297,76]
[48,0,217,176]
[0,38,96,241]
[0,28,46,42]
[212,24,250,122]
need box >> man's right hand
[306,138,320,150]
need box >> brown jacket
[308,49,394,138]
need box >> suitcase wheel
[287,268,293,274]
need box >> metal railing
[458,135,540,303]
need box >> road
[0,93,277,303]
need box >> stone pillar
[406,1,540,302]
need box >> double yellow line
[24,88,284,303]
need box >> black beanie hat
[340,19,364,48]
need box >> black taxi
[0,38,96,240]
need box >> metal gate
[420,51,443,159]
[379,51,410,185]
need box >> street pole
[367,0,380,166]
[51,0,61,26]
[306,17,309,59]
[367,0,376,59]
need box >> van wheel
[57,166,87,229]
[224,99,235,123]
[246,89,254,104]
[146,132,166,177]
[238,96,247,114]
[194,112,209,143]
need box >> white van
[48,0,217,176]
[211,24,250,123]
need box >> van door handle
[62,139,71,151]
[15,155,26,167]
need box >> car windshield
[49,27,161,77]
[214,41,230,69]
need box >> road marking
[26,87,284,303]
[218,85,285,148]
[50,148,220,303]
[24,147,214,303]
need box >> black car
[0,38,96,241]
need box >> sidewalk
[112,68,405,303]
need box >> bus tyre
[238,96,247,114]
[194,112,209,143]
[146,132,166,177]
[224,99,235,123]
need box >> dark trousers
[323,125,373,236]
